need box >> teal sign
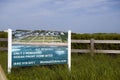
[12,44,68,67]
[11,30,68,67]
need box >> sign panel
[8,29,71,72]
[12,45,68,67]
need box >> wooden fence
[72,39,120,54]
[0,38,7,51]
[0,38,120,54]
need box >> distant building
[34,32,39,36]
[60,32,65,35]
[14,34,23,39]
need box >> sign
[12,45,68,66]
[8,29,71,73]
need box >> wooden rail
[72,49,120,54]
[0,38,120,54]
[72,39,120,54]
[72,40,120,44]
[0,47,7,51]
[0,38,7,41]
[0,38,7,51]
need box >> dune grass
[0,51,120,80]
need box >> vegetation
[0,32,8,47]
[72,33,120,40]
[0,32,8,38]
[0,32,120,80]
[72,33,120,50]
[61,34,68,42]
[16,36,63,42]
[0,51,120,80]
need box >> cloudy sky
[0,0,120,33]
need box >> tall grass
[0,51,7,73]
[0,51,120,80]
[0,32,120,80]
[0,32,8,48]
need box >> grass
[17,36,63,43]
[0,51,120,80]
[0,51,7,73]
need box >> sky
[0,0,120,33]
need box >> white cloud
[0,0,119,17]
[57,0,107,10]
[0,0,120,33]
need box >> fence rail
[0,38,120,54]
[72,39,120,54]
[72,40,120,44]
[72,49,120,54]
[0,38,7,41]
[0,47,8,51]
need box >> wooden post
[68,30,71,71]
[8,29,12,73]
[90,39,94,56]
[0,65,8,80]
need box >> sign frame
[8,29,71,73]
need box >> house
[60,32,65,35]
[14,34,23,39]
[34,32,39,36]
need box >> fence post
[0,65,8,80]
[90,39,94,56]
[8,29,12,73]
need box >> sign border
[8,29,12,73]
[8,29,71,73]
[68,30,71,71]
